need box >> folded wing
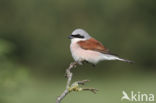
[77,38,110,54]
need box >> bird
[68,28,133,65]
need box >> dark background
[0,0,156,103]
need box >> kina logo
[121,90,154,102]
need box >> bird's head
[68,29,91,42]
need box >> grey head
[68,28,91,40]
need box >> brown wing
[77,38,110,54]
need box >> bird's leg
[82,60,89,65]
[81,60,96,67]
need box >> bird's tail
[101,54,134,63]
[117,58,134,63]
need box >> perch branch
[56,61,98,103]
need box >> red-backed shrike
[68,28,132,65]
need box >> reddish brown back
[77,38,110,54]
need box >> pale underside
[70,39,120,64]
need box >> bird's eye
[71,34,84,38]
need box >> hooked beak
[68,35,73,39]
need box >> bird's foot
[81,60,89,65]
[81,60,96,67]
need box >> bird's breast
[70,42,103,64]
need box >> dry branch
[56,62,97,103]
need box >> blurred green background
[0,0,156,103]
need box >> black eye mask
[71,34,84,38]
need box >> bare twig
[83,88,98,94]
[56,62,77,103]
[56,62,97,103]
[77,80,90,85]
